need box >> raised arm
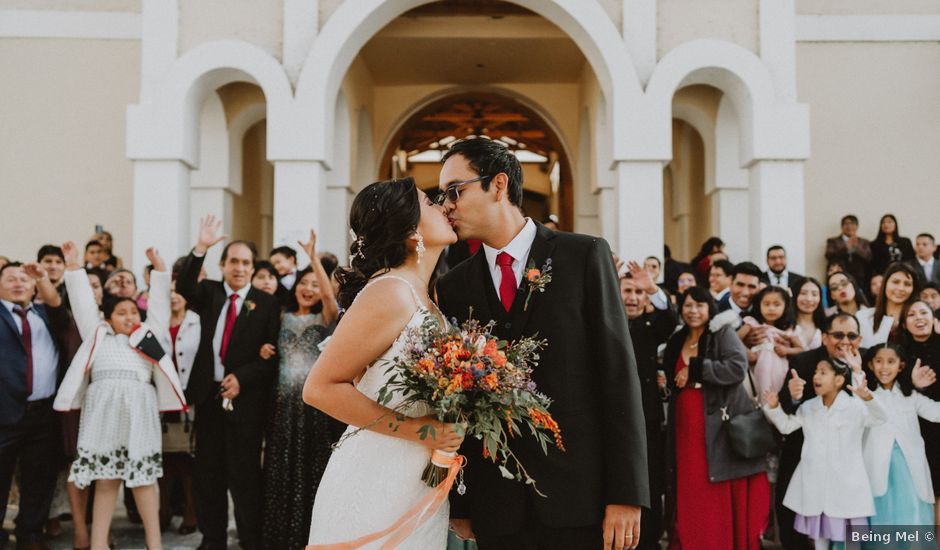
[61,241,101,340]
[298,229,338,325]
[762,401,803,434]
[914,392,940,423]
[177,215,226,311]
[143,247,171,337]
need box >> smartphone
[95,224,104,234]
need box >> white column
[614,160,665,262]
[273,160,325,253]
[711,187,750,263]
[748,160,806,273]
[132,160,190,272]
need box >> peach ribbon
[305,451,466,550]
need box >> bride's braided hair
[336,177,420,309]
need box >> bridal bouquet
[376,313,564,492]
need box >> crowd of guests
[1,226,339,550]
[622,212,940,549]
[2,210,939,550]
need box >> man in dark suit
[436,138,649,550]
[0,262,69,550]
[825,214,872,288]
[913,233,940,286]
[717,261,762,315]
[176,216,280,550]
[761,245,806,298]
[621,266,677,550]
[269,245,298,307]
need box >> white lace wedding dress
[308,276,449,549]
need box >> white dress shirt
[280,270,297,291]
[2,299,58,401]
[211,283,250,381]
[482,218,538,296]
[768,270,790,288]
[918,257,935,283]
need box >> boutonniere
[244,300,256,314]
[523,258,553,311]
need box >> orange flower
[482,373,499,390]
[526,268,541,282]
[529,408,565,452]
[494,352,507,367]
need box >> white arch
[374,85,577,176]
[127,40,292,167]
[291,0,642,165]
[646,39,809,165]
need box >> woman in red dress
[663,286,770,549]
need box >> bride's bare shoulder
[342,277,419,325]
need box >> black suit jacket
[761,270,806,298]
[176,252,280,420]
[628,307,677,428]
[0,302,69,425]
[436,223,649,536]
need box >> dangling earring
[415,233,426,265]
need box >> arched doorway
[378,93,574,229]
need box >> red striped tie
[496,252,516,312]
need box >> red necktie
[13,306,33,395]
[496,252,517,312]
[219,294,239,365]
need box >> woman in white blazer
[863,343,938,526]
[762,357,885,550]
[53,243,184,550]
[158,282,201,533]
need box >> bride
[303,177,465,548]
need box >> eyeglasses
[827,331,860,341]
[829,279,851,291]
[433,175,492,206]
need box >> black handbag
[721,370,776,459]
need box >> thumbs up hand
[788,368,806,402]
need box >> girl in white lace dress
[303,178,463,549]
[54,245,185,550]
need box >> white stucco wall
[797,41,940,279]
[0,37,140,266]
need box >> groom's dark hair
[442,137,524,207]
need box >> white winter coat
[53,269,186,413]
[863,384,940,503]
[763,391,886,518]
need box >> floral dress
[69,331,162,489]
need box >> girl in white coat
[862,343,938,525]
[762,358,885,550]
[54,243,185,550]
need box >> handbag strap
[721,368,760,422]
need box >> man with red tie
[436,138,649,550]
[176,216,280,550]
[0,262,69,550]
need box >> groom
[435,138,649,550]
